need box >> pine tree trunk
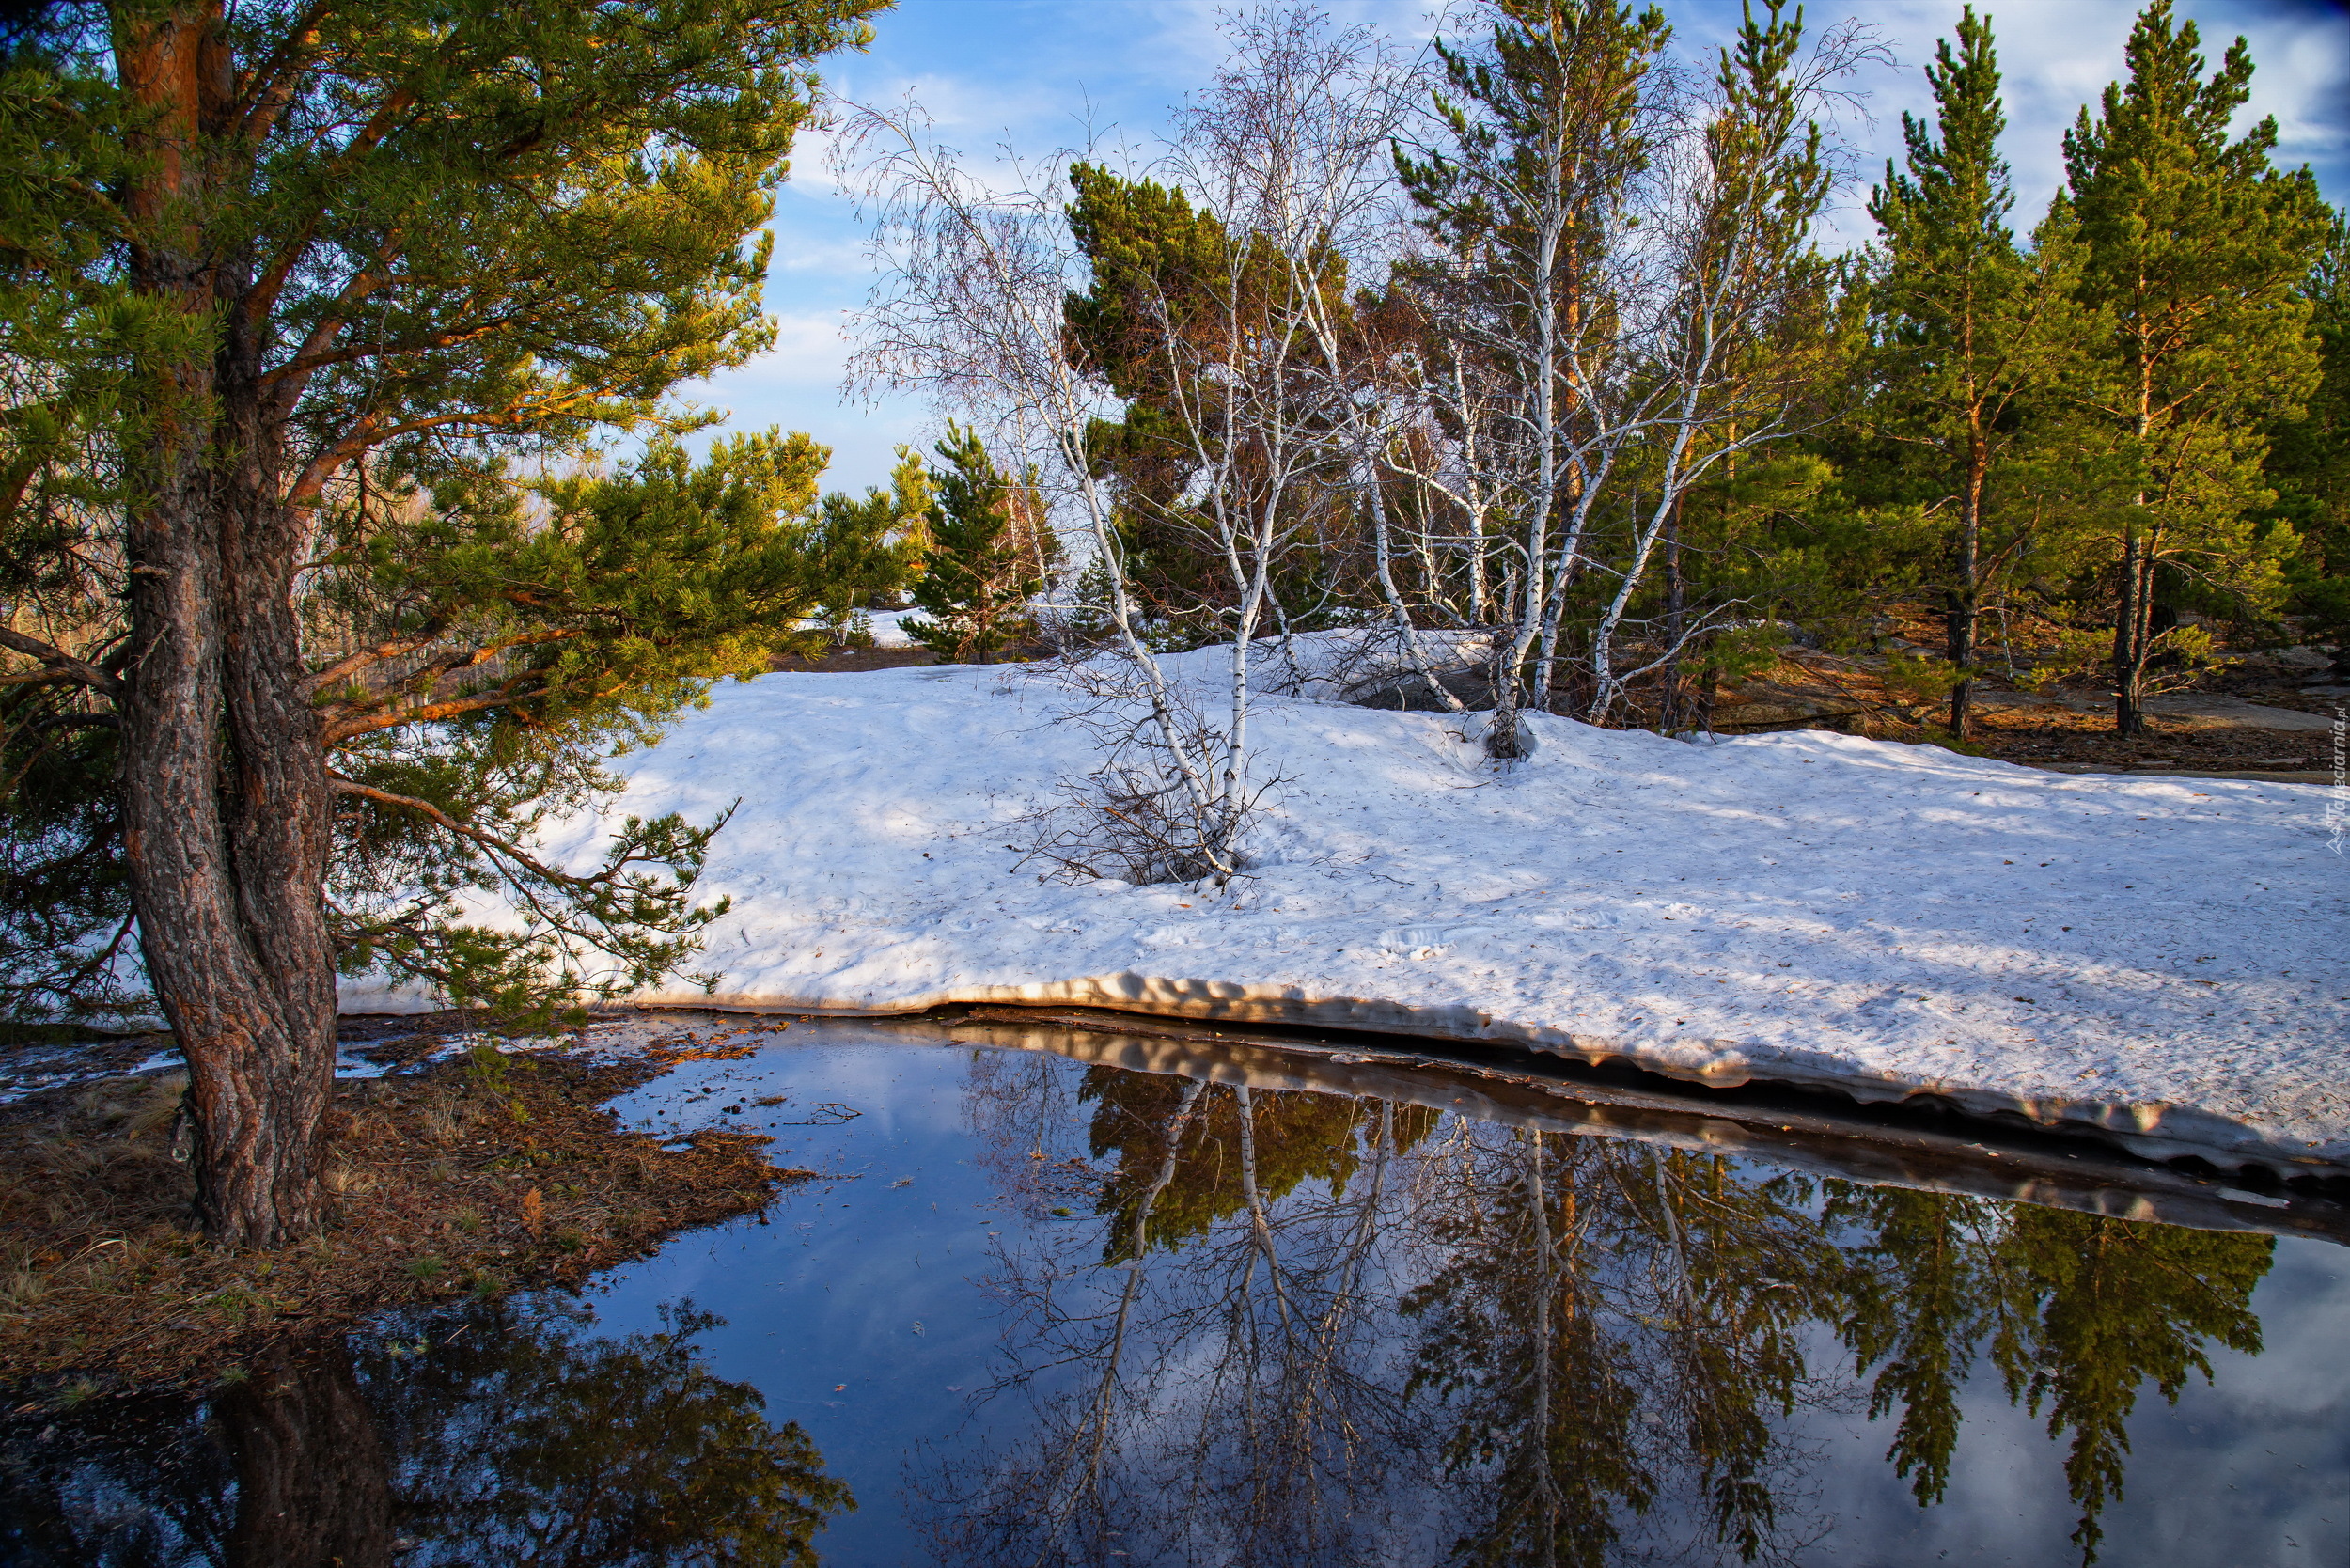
[2113,521,2147,737]
[2115,366,2154,738]
[219,1346,397,1566]
[117,7,337,1249]
[1947,430,1983,739]
[121,421,338,1247]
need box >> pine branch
[328,775,590,888]
[0,627,123,698]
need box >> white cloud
[724,310,854,395]
[765,231,870,278]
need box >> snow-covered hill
[341,651,2350,1176]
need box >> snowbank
[341,649,2350,1175]
[866,608,918,648]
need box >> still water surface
[7,1020,2347,1567]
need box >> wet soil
[0,1018,809,1412]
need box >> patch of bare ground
[1948,698,2333,771]
[1802,607,2342,769]
[1701,648,2334,772]
[769,644,937,673]
[0,1037,808,1413]
[766,640,1058,675]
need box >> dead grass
[0,1045,810,1412]
[641,1022,785,1066]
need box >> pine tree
[903,425,1044,663]
[2268,210,2350,651]
[2063,0,2330,733]
[810,447,929,644]
[0,0,882,1246]
[1869,8,2081,738]
[1062,161,1284,632]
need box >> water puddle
[7,1016,2345,1566]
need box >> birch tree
[1574,3,1860,725]
[841,107,1263,882]
[850,8,1416,881]
[1394,0,1871,745]
[1166,9,1458,706]
[1395,0,1673,756]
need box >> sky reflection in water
[8,1021,2347,1567]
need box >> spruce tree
[903,425,1044,664]
[1869,8,2079,738]
[2063,0,2329,733]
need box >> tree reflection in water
[3,1300,852,1567]
[927,1058,1435,1567]
[1831,1187,2266,1562]
[926,1062,2273,1568]
[1,1053,2284,1568]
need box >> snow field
[340,649,2350,1175]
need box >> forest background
[728,0,2350,494]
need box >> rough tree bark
[116,6,338,1248]
[2110,360,2157,738]
[1946,418,1985,739]
[2111,519,2152,737]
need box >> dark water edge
[6,1021,2346,1568]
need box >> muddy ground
[0,1016,808,1413]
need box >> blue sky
[688,0,2350,495]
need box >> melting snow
[339,645,2350,1174]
